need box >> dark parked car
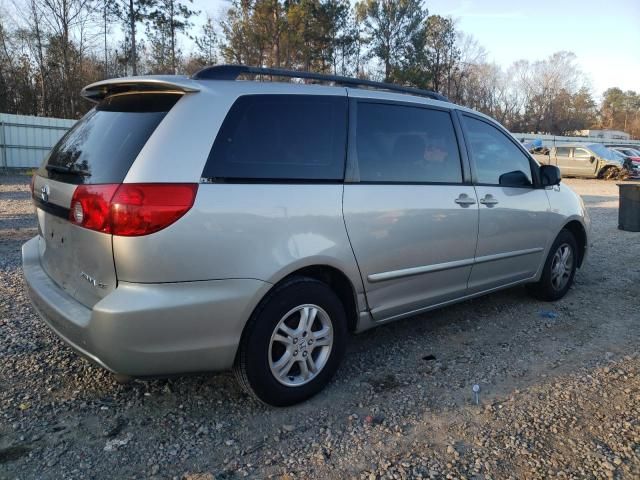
[607,145,640,162]
[608,148,640,178]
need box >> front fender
[537,183,590,277]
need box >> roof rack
[191,64,449,102]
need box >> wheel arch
[277,265,360,333]
[246,264,361,335]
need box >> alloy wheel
[550,243,573,291]
[268,304,334,387]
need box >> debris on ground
[1,176,639,478]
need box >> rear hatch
[32,92,181,308]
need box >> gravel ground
[1,174,639,480]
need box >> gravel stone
[1,174,639,479]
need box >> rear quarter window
[39,93,180,184]
[202,95,347,181]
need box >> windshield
[619,148,640,157]
[588,144,622,161]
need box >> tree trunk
[272,5,280,67]
[170,0,176,73]
[104,3,108,77]
[62,7,73,117]
[130,0,137,75]
[384,37,391,81]
[30,1,47,115]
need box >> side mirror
[590,155,596,163]
[499,170,532,187]
[540,165,561,186]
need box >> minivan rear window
[203,95,347,181]
[39,93,180,184]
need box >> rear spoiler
[81,76,200,103]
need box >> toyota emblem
[41,184,50,202]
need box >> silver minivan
[23,66,590,405]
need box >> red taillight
[69,185,119,233]
[69,183,197,236]
[110,184,198,236]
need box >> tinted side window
[204,95,347,181]
[356,102,462,183]
[556,147,570,156]
[462,115,533,187]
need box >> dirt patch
[1,175,639,479]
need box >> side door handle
[454,193,476,207]
[479,194,499,207]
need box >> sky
[191,0,640,99]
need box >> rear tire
[234,277,347,406]
[527,229,578,301]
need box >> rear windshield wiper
[45,164,91,177]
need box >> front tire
[527,229,578,301]
[599,166,620,180]
[234,277,347,406]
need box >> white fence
[0,113,76,169]
[512,133,640,148]
[2,112,640,169]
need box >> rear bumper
[22,236,271,376]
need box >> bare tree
[0,0,635,138]
[36,0,95,116]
